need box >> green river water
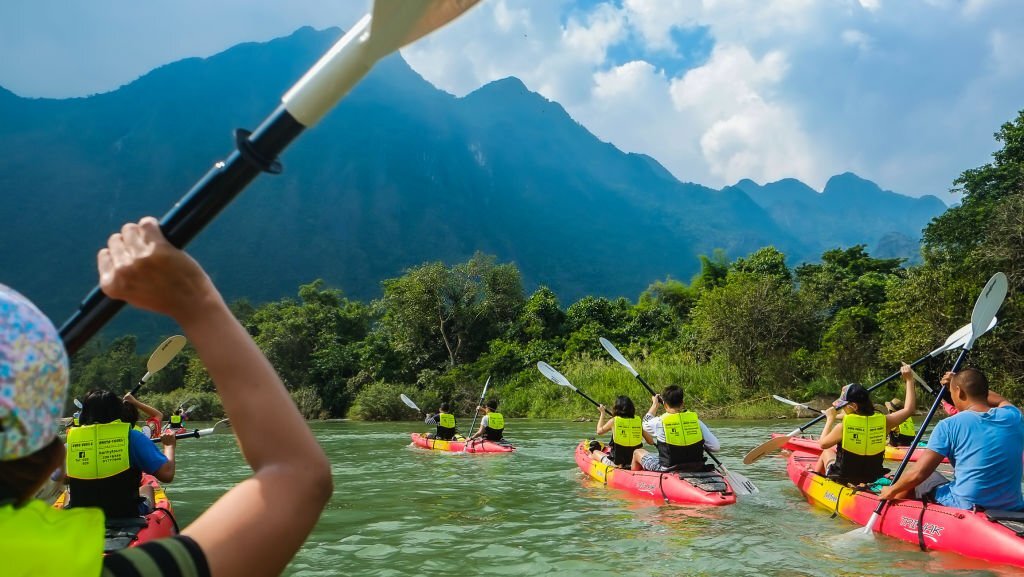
[167,420,1022,577]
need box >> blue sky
[2,0,1023,200]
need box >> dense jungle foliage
[68,111,1024,422]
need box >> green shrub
[349,381,421,421]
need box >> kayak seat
[984,510,1024,537]
[678,471,730,494]
[104,517,147,553]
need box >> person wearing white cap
[0,217,332,576]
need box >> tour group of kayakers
[2,217,1023,575]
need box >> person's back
[482,400,505,442]
[928,404,1024,511]
[611,414,642,467]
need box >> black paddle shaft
[59,106,305,354]
[796,351,933,433]
[869,347,969,518]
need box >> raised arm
[124,392,163,424]
[98,218,332,577]
[885,364,917,429]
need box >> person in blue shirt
[879,368,1024,511]
[64,389,176,518]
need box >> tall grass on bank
[501,354,792,420]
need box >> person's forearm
[988,390,1010,407]
[904,379,916,414]
[175,294,327,475]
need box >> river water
[167,420,1021,577]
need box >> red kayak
[410,433,515,453]
[54,473,178,552]
[575,441,736,506]
[787,450,1024,568]
[770,433,949,463]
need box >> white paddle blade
[400,394,421,412]
[772,395,819,412]
[907,368,933,394]
[148,335,187,373]
[931,317,998,356]
[283,0,479,127]
[599,337,639,376]
[537,362,576,390]
[965,272,1008,350]
[368,0,481,60]
[73,398,83,409]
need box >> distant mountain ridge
[0,26,946,324]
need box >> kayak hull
[787,450,1024,568]
[771,433,948,463]
[410,433,515,453]
[575,441,736,506]
[53,473,177,551]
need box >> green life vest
[65,421,130,480]
[662,411,703,446]
[132,424,144,434]
[841,413,887,456]
[896,417,916,437]
[439,413,456,429]
[0,500,104,577]
[170,414,183,425]
[656,411,706,468]
[486,412,504,430]
[613,416,642,447]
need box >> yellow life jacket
[896,417,916,437]
[613,416,642,447]
[438,413,456,429]
[662,411,703,447]
[0,500,104,577]
[132,424,144,434]
[486,412,504,430]
[65,421,131,480]
[841,413,887,456]
[170,414,183,425]
[72,414,80,427]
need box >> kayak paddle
[152,418,232,442]
[600,337,758,496]
[400,394,422,413]
[856,272,1007,538]
[743,316,998,465]
[537,362,602,408]
[772,395,822,414]
[463,376,491,453]
[129,335,187,396]
[57,0,482,355]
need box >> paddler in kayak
[467,398,508,445]
[0,217,331,574]
[879,369,1024,511]
[588,396,654,467]
[168,407,185,430]
[424,401,459,440]
[812,365,917,485]
[885,398,916,447]
[63,389,177,519]
[631,385,720,472]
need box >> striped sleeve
[102,536,210,577]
